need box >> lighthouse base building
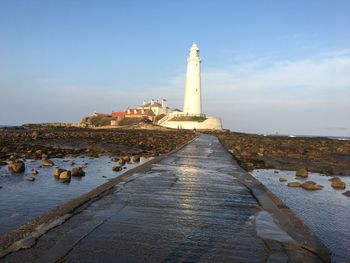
[159,43,222,130]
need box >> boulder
[59,170,71,181]
[26,176,35,182]
[328,177,340,182]
[296,168,308,178]
[42,159,54,167]
[31,169,39,175]
[54,167,63,177]
[8,160,25,173]
[342,190,350,197]
[111,157,120,162]
[118,159,126,166]
[122,156,131,162]
[0,161,7,166]
[279,177,287,182]
[132,155,140,162]
[112,166,122,172]
[71,167,85,177]
[31,131,39,140]
[287,182,301,187]
[301,181,323,190]
[331,178,346,190]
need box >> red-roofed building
[111,111,126,120]
[125,108,155,120]
[92,112,112,117]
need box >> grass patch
[90,116,112,126]
[118,117,145,126]
[169,116,207,122]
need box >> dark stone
[71,167,85,177]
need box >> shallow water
[251,169,350,263]
[0,156,149,235]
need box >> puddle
[0,156,149,235]
[254,211,295,243]
[251,169,350,263]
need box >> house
[110,111,126,126]
[125,108,155,121]
[137,99,169,116]
[111,111,126,120]
[92,112,112,117]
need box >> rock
[54,167,63,177]
[31,169,39,175]
[59,170,71,180]
[0,161,7,166]
[26,176,35,181]
[118,159,126,166]
[41,153,48,160]
[279,177,287,182]
[301,181,323,190]
[296,168,308,178]
[342,190,350,197]
[328,177,340,182]
[331,178,346,190]
[31,131,39,140]
[71,167,85,177]
[35,149,42,156]
[42,159,54,167]
[274,170,279,174]
[122,156,131,162]
[287,182,301,187]
[8,160,25,173]
[132,155,140,162]
[112,166,122,172]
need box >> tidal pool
[251,169,350,263]
[0,156,149,235]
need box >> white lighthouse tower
[183,43,202,115]
[158,42,223,130]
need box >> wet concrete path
[3,135,325,262]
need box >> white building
[183,43,202,115]
[137,99,169,116]
[158,43,223,130]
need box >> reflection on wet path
[4,135,323,263]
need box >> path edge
[0,134,199,258]
[219,142,332,262]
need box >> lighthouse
[183,43,202,115]
[158,42,223,130]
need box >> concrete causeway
[3,135,329,262]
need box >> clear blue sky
[1,0,349,136]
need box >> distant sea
[264,133,350,141]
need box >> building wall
[160,116,222,130]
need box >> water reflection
[0,156,149,235]
[251,169,350,263]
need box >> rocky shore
[0,125,195,171]
[215,131,350,176]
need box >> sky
[0,0,349,136]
